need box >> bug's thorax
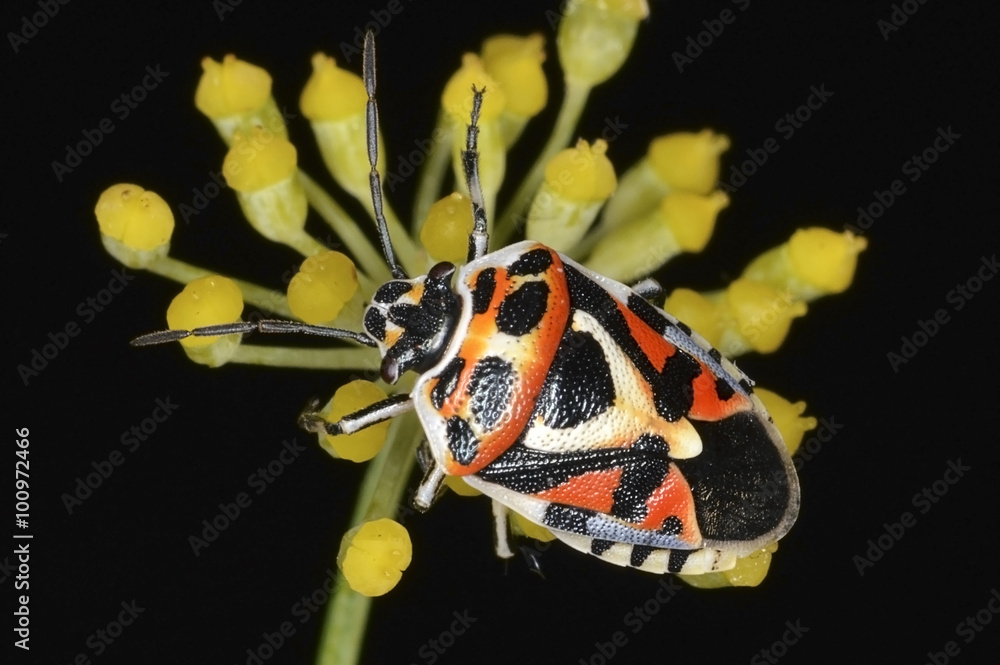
[363,261,462,384]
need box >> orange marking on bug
[535,467,622,514]
[637,464,701,546]
[615,300,677,372]
[446,247,571,474]
[688,360,752,421]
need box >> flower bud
[481,33,548,145]
[527,139,616,251]
[318,381,391,462]
[223,129,309,249]
[557,0,649,87]
[287,251,360,324]
[755,388,817,456]
[195,55,287,145]
[420,193,475,264]
[723,279,807,355]
[94,184,175,268]
[742,228,868,302]
[301,53,384,203]
[166,275,244,366]
[339,518,412,597]
[585,190,728,283]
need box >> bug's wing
[466,257,799,572]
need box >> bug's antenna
[462,86,489,262]
[130,320,378,348]
[363,30,408,280]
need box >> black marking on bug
[715,376,736,401]
[659,515,683,535]
[508,248,553,277]
[627,294,668,335]
[675,412,790,540]
[471,268,496,315]
[467,356,515,430]
[739,378,754,395]
[496,280,549,336]
[479,444,632,494]
[667,549,692,573]
[656,350,702,422]
[446,417,479,466]
[373,280,411,304]
[431,357,465,410]
[610,457,669,523]
[363,308,387,341]
[543,503,593,534]
[708,348,722,363]
[632,433,669,456]
[630,545,655,567]
[676,321,693,336]
[591,538,615,555]
[536,330,615,429]
[564,265,699,422]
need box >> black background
[4,1,999,664]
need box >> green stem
[315,414,422,665]
[412,113,452,233]
[300,170,393,283]
[493,80,591,246]
[230,345,377,370]
[148,255,294,318]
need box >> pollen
[340,518,412,597]
[94,184,174,252]
[320,381,392,462]
[288,251,359,324]
[166,275,244,348]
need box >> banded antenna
[462,86,489,262]
[363,29,407,280]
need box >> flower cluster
[95,1,864,661]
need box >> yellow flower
[318,381,392,462]
[339,518,412,597]
[94,184,174,267]
[195,54,287,144]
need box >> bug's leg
[462,87,490,262]
[630,277,665,303]
[298,394,412,436]
[413,454,447,512]
[491,500,515,560]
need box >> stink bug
[133,32,798,575]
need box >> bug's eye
[428,262,456,282]
[381,356,400,384]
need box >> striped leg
[298,394,412,436]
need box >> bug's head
[363,262,462,384]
